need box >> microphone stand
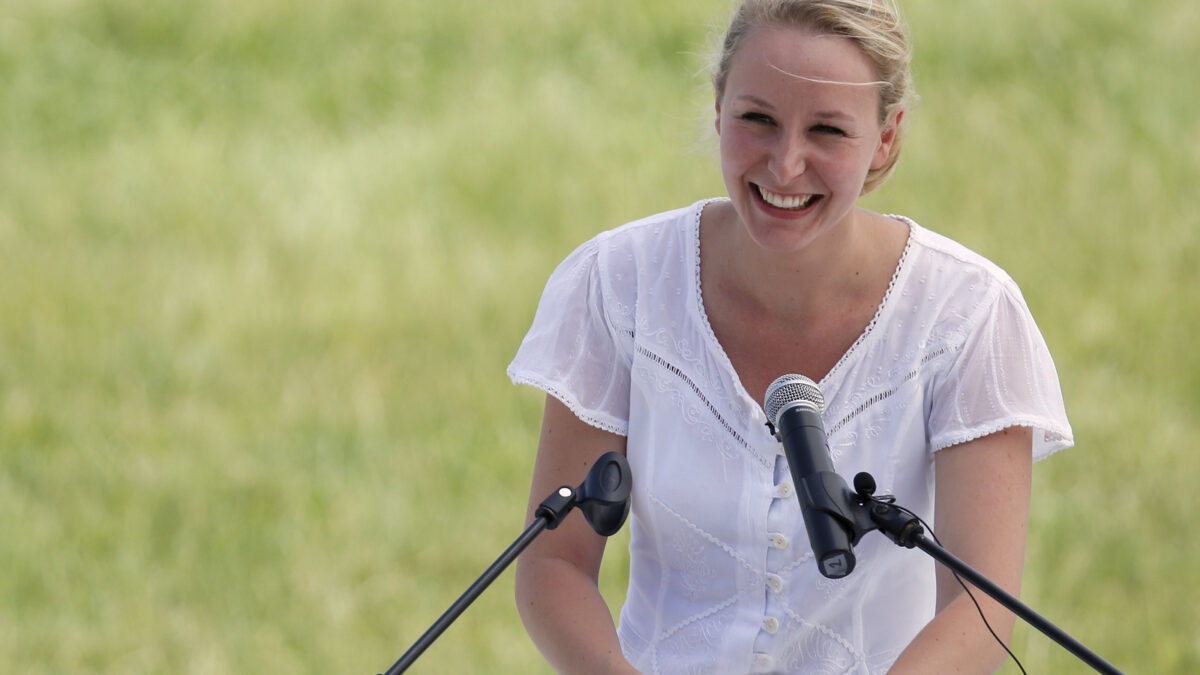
[817,471,1124,675]
[377,451,632,675]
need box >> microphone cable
[865,494,1028,675]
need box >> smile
[756,185,820,211]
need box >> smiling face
[716,25,900,254]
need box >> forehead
[725,25,882,101]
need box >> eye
[739,112,775,125]
[812,124,847,136]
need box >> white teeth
[758,186,816,210]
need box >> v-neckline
[689,198,915,420]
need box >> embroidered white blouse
[508,200,1072,674]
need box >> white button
[753,653,775,669]
[777,482,794,498]
[770,533,789,550]
[763,616,779,634]
[766,574,784,594]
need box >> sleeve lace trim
[507,372,629,437]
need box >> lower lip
[751,185,821,218]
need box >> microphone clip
[850,471,925,549]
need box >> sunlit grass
[1,0,1196,672]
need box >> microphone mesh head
[764,374,825,426]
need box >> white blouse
[508,200,1072,674]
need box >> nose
[769,133,807,184]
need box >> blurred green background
[1,0,1196,672]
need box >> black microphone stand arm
[825,471,1123,675]
[378,451,632,675]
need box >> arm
[515,395,640,675]
[888,425,1033,674]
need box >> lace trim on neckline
[690,199,762,420]
[821,214,915,386]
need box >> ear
[714,98,723,136]
[871,108,904,170]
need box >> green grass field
[2,0,1196,672]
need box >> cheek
[719,127,767,169]
[718,135,749,179]
[821,145,877,185]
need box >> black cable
[890,502,1028,675]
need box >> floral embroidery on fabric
[636,344,770,469]
[779,611,864,675]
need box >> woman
[507,1,1072,672]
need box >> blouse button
[770,533,789,550]
[766,574,784,594]
[763,616,780,634]
[753,653,775,670]
[777,482,794,498]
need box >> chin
[738,200,849,255]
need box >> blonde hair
[712,0,915,193]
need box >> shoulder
[545,202,699,281]
[538,200,709,328]
[581,199,711,289]
[892,216,1022,304]
[594,200,707,258]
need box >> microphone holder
[377,451,632,675]
[828,471,1124,675]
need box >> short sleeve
[928,282,1073,460]
[507,238,632,436]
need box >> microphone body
[765,374,857,579]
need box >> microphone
[764,374,858,579]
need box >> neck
[706,205,877,323]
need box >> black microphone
[764,374,858,579]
